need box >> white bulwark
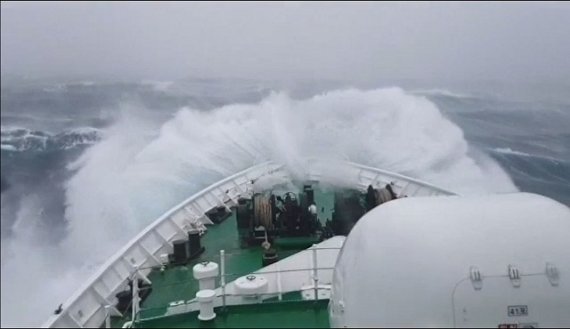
[330,193,570,328]
[43,159,453,328]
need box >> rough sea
[1,78,569,326]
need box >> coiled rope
[253,194,273,230]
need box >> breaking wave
[410,88,473,99]
[1,87,518,327]
[1,126,102,152]
[62,86,517,265]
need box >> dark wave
[0,175,9,192]
[489,148,570,205]
[1,127,101,152]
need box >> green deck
[112,188,338,328]
[136,300,329,328]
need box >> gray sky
[1,1,569,83]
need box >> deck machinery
[110,182,399,319]
[42,161,569,328]
[235,183,397,265]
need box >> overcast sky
[1,2,569,83]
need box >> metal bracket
[124,260,152,286]
[546,262,559,286]
[469,266,483,290]
[508,265,521,288]
[104,305,121,328]
[339,300,345,313]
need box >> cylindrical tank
[188,230,201,255]
[172,239,189,264]
[196,289,216,321]
[236,203,250,229]
[330,193,570,327]
[235,274,268,298]
[304,185,315,205]
[193,262,219,290]
[115,290,131,312]
[262,248,279,266]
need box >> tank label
[507,305,528,317]
[498,323,538,328]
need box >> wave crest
[1,87,518,327]
[63,87,517,259]
[1,127,102,152]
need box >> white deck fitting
[330,193,570,327]
[43,159,454,328]
[162,236,346,318]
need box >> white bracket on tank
[508,264,521,288]
[123,259,152,286]
[300,284,331,300]
[469,266,483,290]
[546,262,559,286]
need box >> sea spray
[1,87,518,326]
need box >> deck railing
[43,160,454,328]
[42,162,285,328]
[132,245,343,325]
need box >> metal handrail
[130,267,337,292]
[136,293,327,324]
[346,161,456,196]
[43,162,284,328]
[131,245,342,292]
[44,160,453,328]
[135,244,341,324]
[134,264,337,324]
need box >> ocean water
[1,78,569,326]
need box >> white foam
[1,144,18,151]
[141,80,174,92]
[60,86,518,283]
[494,147,533,157]
[1,87,518,326]
[410,88,472,98]
[0,126,101,152]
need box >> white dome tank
[329,193,570,328]
[235,274,268,297]
[193,261,219,290]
